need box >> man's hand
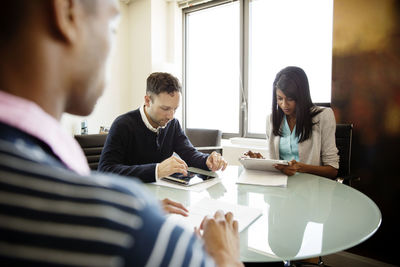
[161,198,188,217]
[157,156,188,179]
[196,210,243,267]
[206,151,228,172]
[274,159,302,176]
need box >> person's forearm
[299,164,338,179]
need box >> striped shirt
[0,126,215,267]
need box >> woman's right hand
[274,160,302,176]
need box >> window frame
[182,0,246,139]
[182,0,332,139]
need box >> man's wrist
[205,156,212,170]
[212,252,243,267]
[155,163,160,180]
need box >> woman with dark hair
[266,66,339,178]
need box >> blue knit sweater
[98,108,209,183]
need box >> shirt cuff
[155,163,160,181]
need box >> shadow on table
[244,262,284,267]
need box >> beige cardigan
[266,107,339,169]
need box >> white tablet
[238,157,289,172]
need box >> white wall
[127,0,152,112]
[151,0,182,77]
[61,0,183,135]
[150,0,183,121]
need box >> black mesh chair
[312,104,357,185]
[313,102,331,108]
[74,134,108,170]
[185,128,222,154]
[335,124,359,186]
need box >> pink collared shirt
[0,91,90,175]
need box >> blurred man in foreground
[0,1,242,266]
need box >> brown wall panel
[332,0,400,264]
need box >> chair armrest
[195,146,223,151]
[195,146,223,155]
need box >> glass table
[145,166,381,263]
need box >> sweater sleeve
[98,116,157,183]
[266,114,280,160]
[266,114,272,140]
[172,121,209,170]
[320,108,339,169]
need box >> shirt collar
[0,90,90,175]
[139,104,165,133]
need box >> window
[183,0,333,137]
[248,0,333,135]
[184,1,240,134]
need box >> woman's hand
[274,160,338,178]
[274,160,303,176]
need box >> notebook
[236,169,288,187]
[168,197,262,233]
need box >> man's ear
[50,0,81,44]
[144,95,151,107]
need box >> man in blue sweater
[98,72,228,183]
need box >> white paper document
[168,197,262,233]
[236,169,288,187]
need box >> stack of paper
[236,169,288,187]
[168,197,262,233]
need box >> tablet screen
[162,171,215,186]
[239,158,289,172]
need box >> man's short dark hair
[0,1,28,44]
[146,72,181,96]
[0,0,97,47]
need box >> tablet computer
[238,157,289,172]
[162,169,217,187]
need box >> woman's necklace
[287,116,296,132]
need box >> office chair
[185,128,222,154]
[335,124,359,186]
[74,134,108,170]
[313,102,331,108]
[312,104,357,185]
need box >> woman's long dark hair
[271,66,321,142]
